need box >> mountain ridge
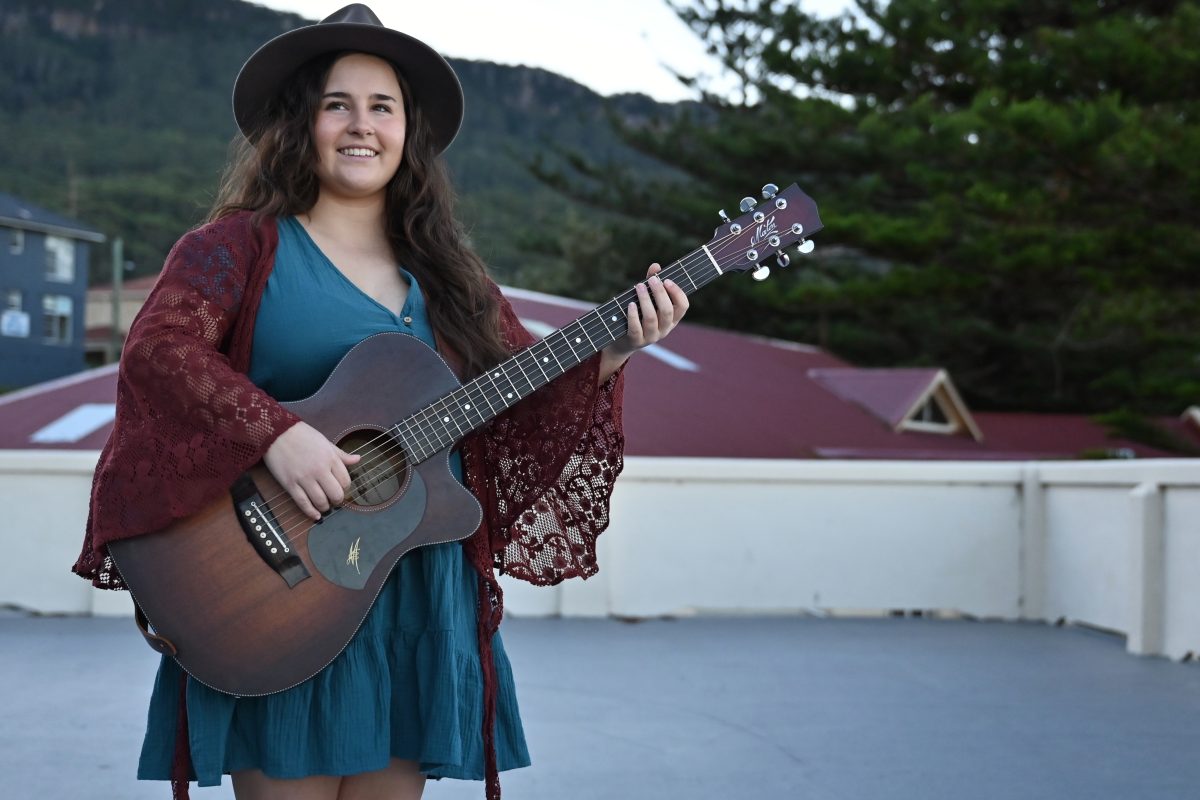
[0,0,683,284]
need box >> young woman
[72,5,687,799]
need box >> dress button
[403,316,413,325]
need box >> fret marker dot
[611,315,618,322]
[506,393,513,399]
[543,357,549,363]
[443,416,450,423]
[575,337,581,344]
[493,372,500,378]
[464,404,471,410]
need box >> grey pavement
[2,611,1199,800]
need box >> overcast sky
[250,0,851,102]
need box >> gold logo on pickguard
[347,537,362,574]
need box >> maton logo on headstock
[749,214,778,247]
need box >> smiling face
[311,53,407,204]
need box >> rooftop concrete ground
[3,612,1199,799]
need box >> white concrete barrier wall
[1,452,1197,658]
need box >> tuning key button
[761,183,779,199]
[719,209,731,224]
[739,196,757,213]
[752,265,771,281]
[798,239,815,254]
[776,253,790,268]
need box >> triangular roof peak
[808,367,983,442]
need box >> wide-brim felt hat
[232,3,463,153]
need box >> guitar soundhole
[339,428,409,508]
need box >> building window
[914,397,950,425]
[42,294,73,343]
[7,228,23,255]
[44,235,76,283]
[1,290,29,338]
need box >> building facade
[0,193,104,390]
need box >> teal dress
[138,217,530,786]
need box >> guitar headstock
[706,183,822,281]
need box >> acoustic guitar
[108,183,823,696]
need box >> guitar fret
[470,379,500,417]
[453,387,486,428]
[510,352,535,395]
[576,318,598,351]
[489,367,517,407]
[530,343,552,383]
[679,257,700,291]
[560,329,581,363]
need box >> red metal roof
[0,364,118,450]
[1,286,1195,460]
[808,368,942,427]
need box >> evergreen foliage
[556,0,1200,413]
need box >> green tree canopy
[560,0,1199,414]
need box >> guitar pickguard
[307,469,428,590]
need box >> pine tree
[567,0,1200,413]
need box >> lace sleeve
[119,226,299,451]
[463,291,626,586]
[74,216,300,587]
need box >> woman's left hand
[599,263,690,382]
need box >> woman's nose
[349,111,373,136]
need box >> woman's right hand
[263,421,362,521]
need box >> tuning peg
[751,265,770,281]
[776,252,790,268]
[798,239,815,254]
[719,209,731,224]
[739,196,757,213]
[761,183,779,199]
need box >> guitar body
[108,333,483,696]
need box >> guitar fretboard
[392,244,725,463]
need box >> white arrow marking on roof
[519,318,699,372]
[30,403,116,443]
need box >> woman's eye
[325,101,347,111]
[372,104,393,113]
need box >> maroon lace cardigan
[73,210,626,799]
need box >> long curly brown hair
[210,51,508,378]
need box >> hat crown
[321,4,383,26]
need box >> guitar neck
[392,246,723,464]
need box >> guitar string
[258,250,718,536]
[260,224,779,538]
[260,219,798,538]
[260,225,783,539]
[252,221,759,530]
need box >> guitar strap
[133,602,179,657]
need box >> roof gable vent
[809,367,983,441]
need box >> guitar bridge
[231,474,310,588]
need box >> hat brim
[232,21,464,154]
